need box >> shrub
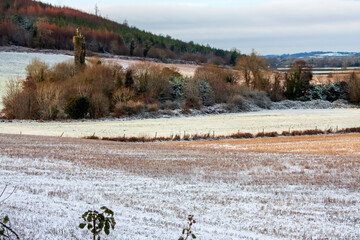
[234,85,271,109]
[146,102,159,112]
[113,87,135,104]
[125,69,134,88]
[348,72,360,103]
[2,78,38,119]
[183,78,201,109]
[306,85,324,100]
[267,74,284,102]
[193,64,231,103]
[114,100,145,117]
[36,83,62,119]
[161,100,181,110]
[49,61,74,82]
[89,92,109,119]
[64,95,90,119]
[79,206,116,240]
[26,58,49,82]
[284,60,312,100]
[198,80,215,106]
[170,77,189,100]
[228,95,244,111]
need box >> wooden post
[73,28,86,74]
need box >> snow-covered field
[1,108,359,138]
[1,134,359,239]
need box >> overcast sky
[43,0,360,55]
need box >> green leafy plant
[0,215,20,240]
[179,215,197,240]
[79,206,116,240]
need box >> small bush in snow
[79,206,116,240]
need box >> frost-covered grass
[1,108,359,138]
[1,134,359,239]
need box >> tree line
[0,0,237,64]
[2,52,359,120]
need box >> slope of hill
[265,51,360,68]
[0,0,234,64]
[265,51,360,59]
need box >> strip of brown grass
[82,126,360,143]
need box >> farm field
[1,133,359,239]
[1,108,360,138]
[165,133,360,156]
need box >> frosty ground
[1,133,359,239]
[1,108,360,138]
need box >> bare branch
[0,221,21,240]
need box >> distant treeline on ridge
[0,0,237,64]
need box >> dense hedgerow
[2,52,358,120]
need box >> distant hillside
[0,0,234,64]
[265,51,360,68]
[265,51,360,59]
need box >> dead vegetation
[83,126,360,143]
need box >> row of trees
[3,53,359,120]
[235,52,360,104]
[268,54,360,69]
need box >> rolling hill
[0,0,235,64]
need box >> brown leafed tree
[235,50,268,90]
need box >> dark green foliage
[230,49,239,66]
[179,215,197,240]
[64,95,90,119]
[169,77,188,100]
[143,40,152,58]
[0,215,17,240]
[306,85,323,100]
[198,80,215,106]
[124,70,134,88]
[79,206,116,240]
[0,215,20,240]
[285,60,312,100]
[129,39,135,56]
[267,74,284,102]
[305,82,348,102]
[2,2,10,12]
[324,82,348,101]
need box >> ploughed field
[1,133,359,239]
